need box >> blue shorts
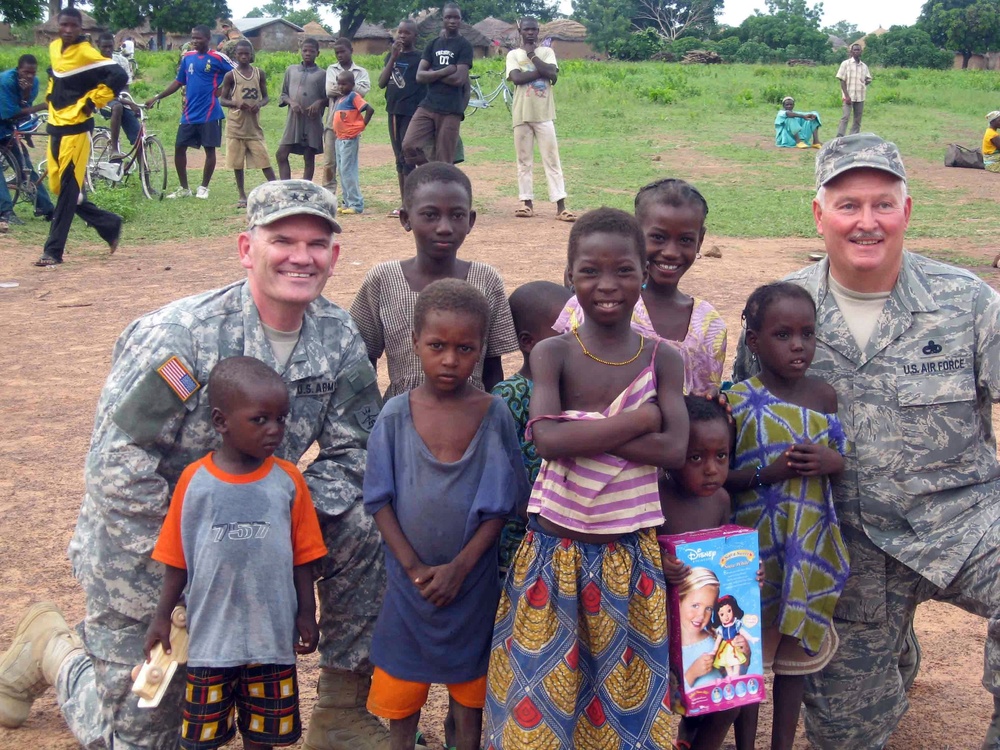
[181,663,300,749]
[176,120,222,149]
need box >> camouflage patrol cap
[246,180,341,233]
[815,133,907,189]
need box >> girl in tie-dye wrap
[484,208,689,750]
[724,281,850,750]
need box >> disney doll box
[659,525,765,716]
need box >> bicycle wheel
[140,136,167,199]
[0,147,21,207]
[503,83,514,113]
[88,129,112,191]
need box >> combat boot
[303,669,391,750]
[0,602,84,728]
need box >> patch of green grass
[4,47,998,247]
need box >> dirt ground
[0,150,998,750]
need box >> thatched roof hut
[474,16,517,54]
[353,20,393,55]
[538,19,602,59]
[299,20,335,48]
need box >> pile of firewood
[787,58,817,66]
[681,50,721,64]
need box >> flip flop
[388,208,401,218]
[514,206,533,218]
[556,210,577,222]
[33,255,60,267]
[236,199,248,209]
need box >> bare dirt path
[0,155,996,749]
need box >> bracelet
[749,464,762,489]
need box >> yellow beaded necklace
[572,328,645,366]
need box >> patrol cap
[815,133,907,189]
[246,180,341,233]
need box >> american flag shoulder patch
[157,356,200,402]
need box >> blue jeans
[0,141,53,215]
[99,104,140,147]
[335,136,363,212]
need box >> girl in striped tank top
[485,208,689,750]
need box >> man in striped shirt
[836,44,872,137]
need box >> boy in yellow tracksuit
[35,7,127,267]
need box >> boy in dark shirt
[401,2,472,169]
[378,19,424,216]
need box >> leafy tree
[764,0,822,25]
[863,24,953,68]
[93,0,229,41]
[920,0,1000,67]
[0,0,43,26]
[247,0,329,29]
[822,19,860,43]
[572,0,633,52]
[738,11,830,60]
[449,0,559,24]
[608,26,665,58]
[733,39,771,62]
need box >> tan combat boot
[0,603,84,728]
[303,669,391,750]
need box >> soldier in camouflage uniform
[734,134,1000,750]
[0,180,391,750]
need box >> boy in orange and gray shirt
[331,69,374,216]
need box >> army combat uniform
[61,280,384,749]
[737,252,1000,749]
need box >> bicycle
[0,112,50,213]
[88,91,168,199]
[466,72,513,116]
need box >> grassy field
[4,46,1000,248]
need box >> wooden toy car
[131,605,189,708]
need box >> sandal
[236,199,248,209]
[555,210,577,222]
[33,255,60,267]
[388,207,401,218]
[514,205,533,218]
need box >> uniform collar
[240,283,333,382]
[810,251,939,365]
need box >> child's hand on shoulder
[143,614,172,661]
[661,551,690,585]
[414,561,466,607]
[295,612,319,654]
[786,442,844,477]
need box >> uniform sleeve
[0,75,20,121]
[353,66,371,97]
[287,464,329,565]
[85,321,202,556]
[361,409,395,517]
[974,281,1000,401]
[483,267,519,359]
[349,267,386,361]
[301,321,383,542]
[150,460,199,569]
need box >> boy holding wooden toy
[145,356,327,749]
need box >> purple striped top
[525,353,664,536]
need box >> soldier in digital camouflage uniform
[734,134,1000,750]
[0,180,392,750]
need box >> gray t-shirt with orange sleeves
[153,454,327,667]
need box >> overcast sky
[226,0,924,36]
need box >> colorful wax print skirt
[485,525,675,749]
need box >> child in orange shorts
[362,279,530,750]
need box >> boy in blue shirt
[0,54,54,226]
[146,24,233,199]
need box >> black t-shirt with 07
[419,35,474,115]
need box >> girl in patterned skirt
[724,282,851,750]
[553,179,728,396]
[484,208,689,749]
